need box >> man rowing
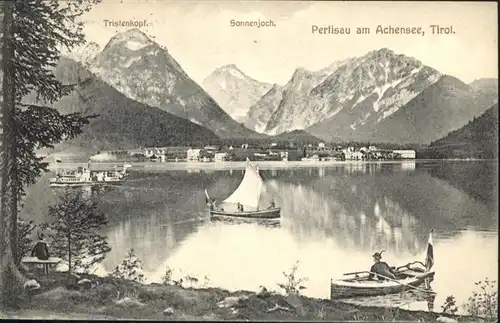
[368,250,397,280]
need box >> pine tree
[0,2,18,305]
[16,218,37,263]
[1,0,101,305]
[47,189,110,274]
[111,249,145,283]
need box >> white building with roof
[187,148,201,161]
[214,152,228,162]
[393,150,416,159]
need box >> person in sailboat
[237,202,244,212]
[368,250,397,280]
[268,200,276,209]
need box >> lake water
[21,160,498,313]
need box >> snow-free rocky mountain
[244,83,285,133]
[202,64,272,122]
[243,48,498,144]
[250,60,351,135]
[67,41,101,68]
[86,28,262,139]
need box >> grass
[0,271,489,322]
[3,260,495,323]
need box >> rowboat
[331,231,436,300]
[330,262,435,299]
[205,158,281,219]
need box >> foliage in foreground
[463,278,497,320]
[441,295,459,315]
[45,189,111,274]
[161,266,173,285]
[277,261,308,295]
[16,218,37,263]
[111,249,145,283]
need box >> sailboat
[205,158,281,219]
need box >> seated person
[31,234,50,261]
[237,202,244,212]
[209,200,216,211]
[368,251,396,280]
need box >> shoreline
[1,272,482,322]
[45,159,495,172]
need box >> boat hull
[210,208,281,219]
[330,271,435,299]
[49,180,124,187]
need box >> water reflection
[270,179,424,254]
[401,161,416,171]
[210,216,281,228]
[103,214,200,273]
[19,161,497,314]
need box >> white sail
[223,158,263,209]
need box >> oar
[368,271,436,295]
[343,267,397,276]
[344,270,372,276]
[345,261,426,276]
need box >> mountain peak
[366,48,423,65]
[118,28,150,39]
[105,28,155,51]
[376,47,395,54]
[363,48,396,60]
[219,64,239,70]
[214,64,248,79]
[291,67,312,80]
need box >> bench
[21,257,63,275]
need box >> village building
[187,148,202,161]
[204,146,218,152]
[392,150,416,159]
[214,152,228,162]
[343,149,364,160]
[142,147,167,158]
[352,151,364,160]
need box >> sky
[78,0,498,85]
